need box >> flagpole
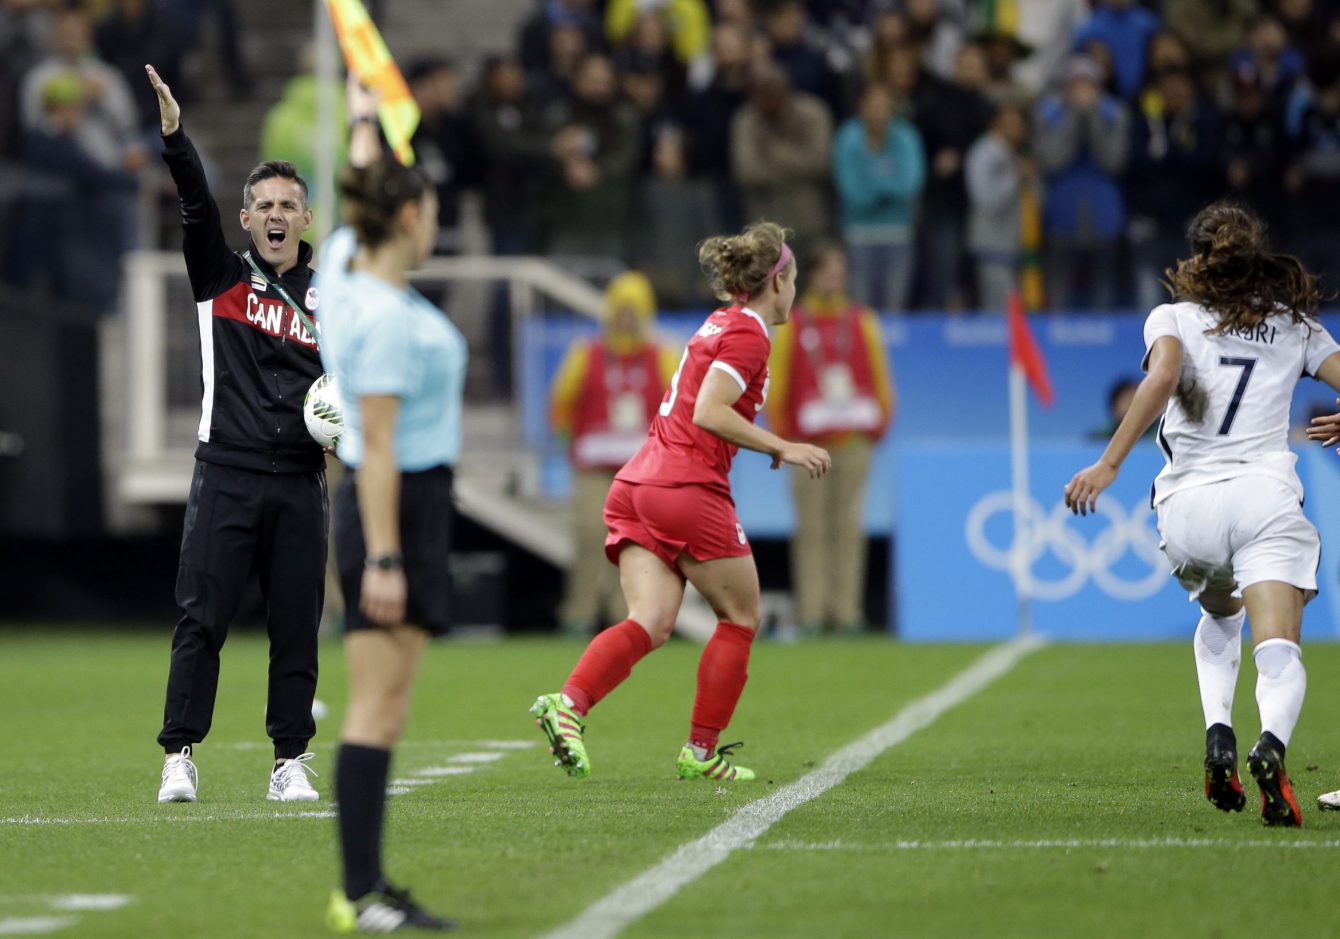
[1009,361,1032,638]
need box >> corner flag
[324,0,419,165]
[1007,289,1054,407]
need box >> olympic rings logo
[964,492,1169,601]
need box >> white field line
[539,636,1045,939]
[0,916,79,935]
[389,778,437,788]
[761,837,1340,851]
[446,752,503,764]
[415,767,474,777]
[218,739,535,751]
[0,811,333,826]
[0,897,131,912]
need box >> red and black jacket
[162,126,324,474]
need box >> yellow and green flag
[324,0,419,165]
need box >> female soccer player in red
[531,221,831,781]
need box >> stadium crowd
[5,0,1340,315]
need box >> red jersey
[617,305,771,492]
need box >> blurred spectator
[166,0,250,98]
[1073,0,1160,101]
[714,0,758,31]
[1144,31,1194,81]
[1012,0,1090,96]
[21,8,145,171]
[1126,66,1222,311]
[1284,46,1340,280]
[258,60,347,235]
[539,52,640,259]
[605,0,711,67]
[1164,0,1257,90]
[974,19,1033,105]
[528,20,590,111]
[885,41,992,308]
[519,0,603,74]
[20,69,137,307]
[832,81,924,312]
[765,242,894,638]
[549,272,677,637]
[1228,15,1305,111]
[966,101,1036,312]
[763,0,844,115]
[612,11,688,99]
[472,54,548,256]
[407,57,482,256]
[1276,0,1340,64]
[1034,54,1130,310]
[0,0,60,158]
[1222,65,1287,230]
[94,0,186,134]
[731,62,834,257]
[866,9,912,84]
[905,0,967,81]
[1088,376,1158,440]
[683,20,752,228]
[632,122,720,306]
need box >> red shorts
[603,479,752,573]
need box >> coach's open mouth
[267,228,287,248]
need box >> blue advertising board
[896,442,1340,641]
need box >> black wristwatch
[365,553,404,571]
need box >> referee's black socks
[335,742,392,900]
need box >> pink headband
[735,243,792,304]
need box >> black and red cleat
[1204,723,1246,813]
[1246,733,1302,828]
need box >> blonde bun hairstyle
[697,221,793,302]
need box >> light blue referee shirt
[316,227,467,471]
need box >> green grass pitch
[2,629,1340,937]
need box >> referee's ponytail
[339,158,429,248]
[1166,200,1324,335]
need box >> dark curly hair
[1164,201,1322,336]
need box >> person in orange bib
[550,271,679,637]
[766,241,895,637]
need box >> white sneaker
[1318,788,1340,811]
[267,752,319,802]
[158,746,198,803]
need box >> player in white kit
[1064,202,1340,828]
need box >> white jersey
[1144,301,1340,506]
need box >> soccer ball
[304,373,343,448]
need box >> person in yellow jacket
[766,243,896,637]
[605,0,712,65]
[551,272,680,636]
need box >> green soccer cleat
[530,693,591,778]
[676,741,755,781]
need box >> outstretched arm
[693,368,831,479]
[1064,336,1182,515]
[147,63,237,300]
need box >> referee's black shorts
[334,464,454,636]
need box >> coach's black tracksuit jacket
[156,127,326,760]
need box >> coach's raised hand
[145,64,179,136]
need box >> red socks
[562,619,654,716]
[689,622,756,754]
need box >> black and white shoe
[327,881,457,933]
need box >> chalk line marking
[760,837,1340,851]
[0,916,78,935]
[415,767,475,777]
[538,636,1045,939]
[0,811,332,826]
[446,752,503,764]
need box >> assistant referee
[147,64,327,805]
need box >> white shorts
[1156,475,1319,601]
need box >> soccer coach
[146,64,327,805]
